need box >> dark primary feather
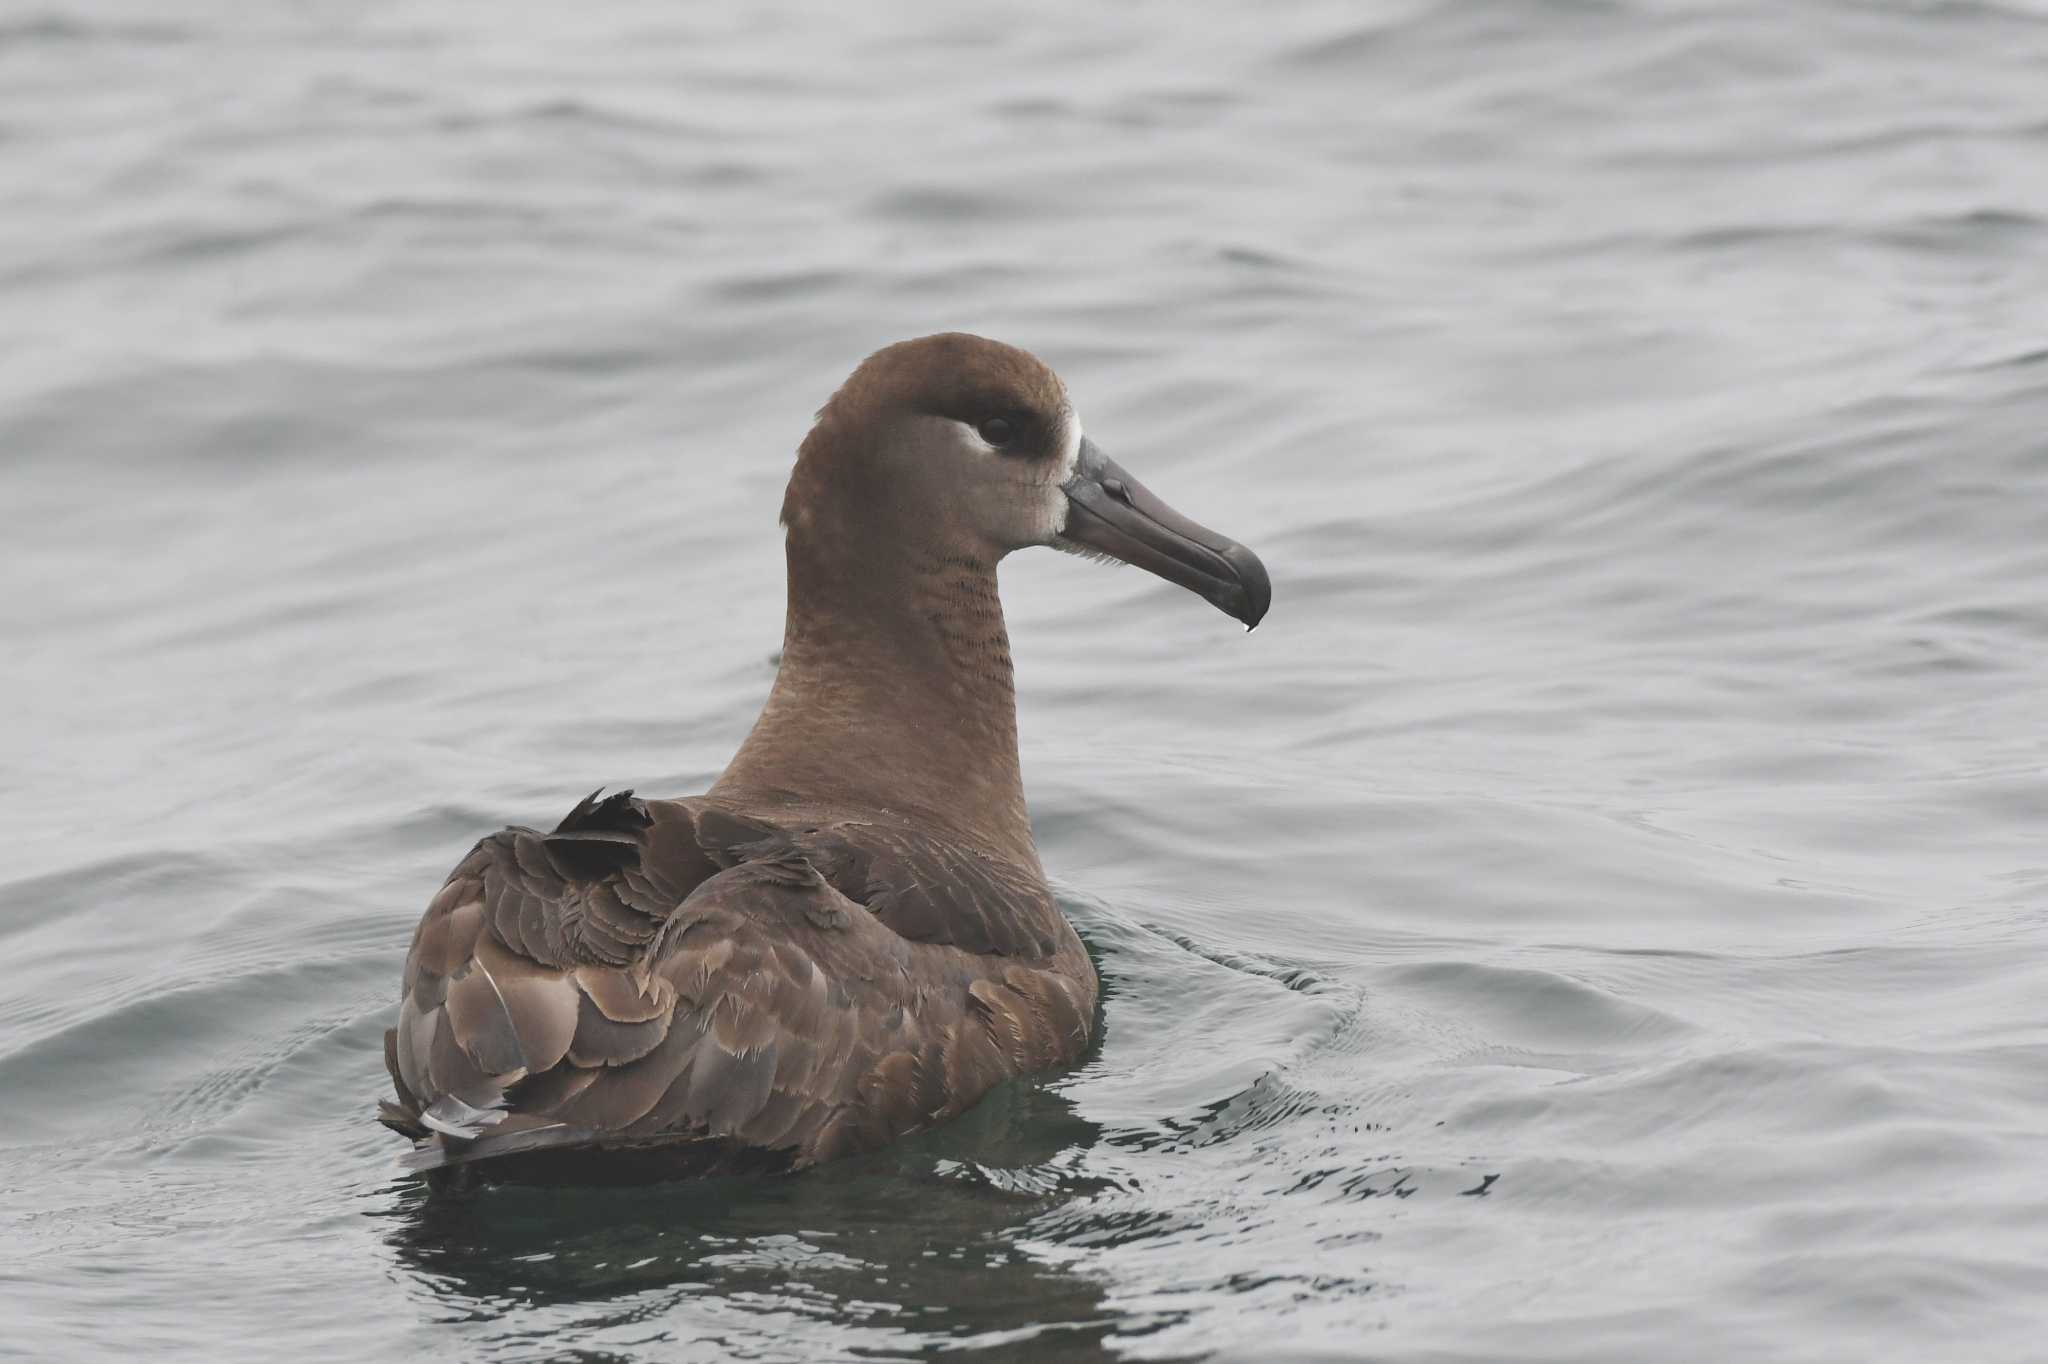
[381,790,1096,1179]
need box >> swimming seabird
[379,333,1271,1180]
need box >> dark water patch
[1278,0,1629,73]
[869,185,1026,224]
[0,14,195,46]
[706,266,854,304]
[370,1079,1125,1359]
[1877,207,2048,254]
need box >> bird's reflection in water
[375,1079,1143,1360]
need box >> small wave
[1383,959,1695,1053]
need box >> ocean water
[3,1,2047,1359]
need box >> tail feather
[400,1116,590,1173]
[376,1099,427,1140]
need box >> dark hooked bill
[1059,437,1272,629]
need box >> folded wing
[381,791,1094,1178]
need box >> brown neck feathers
[713,521,1036,870]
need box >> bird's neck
[713,527,1036,869]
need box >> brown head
[782,332,1270,627]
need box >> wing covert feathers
[382,790,1095,1180]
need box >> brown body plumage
[381,334,1269,1180]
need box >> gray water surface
[4,2,2048,1360]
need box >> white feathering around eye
[960,419,999,456]
[1042,491,1069,539]
[1037,407,1081,540]
[940,408,1080,546]
[1057,406,1082,481]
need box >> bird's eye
[977,415,1017,447]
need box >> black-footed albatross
[380,332,1271,1181]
